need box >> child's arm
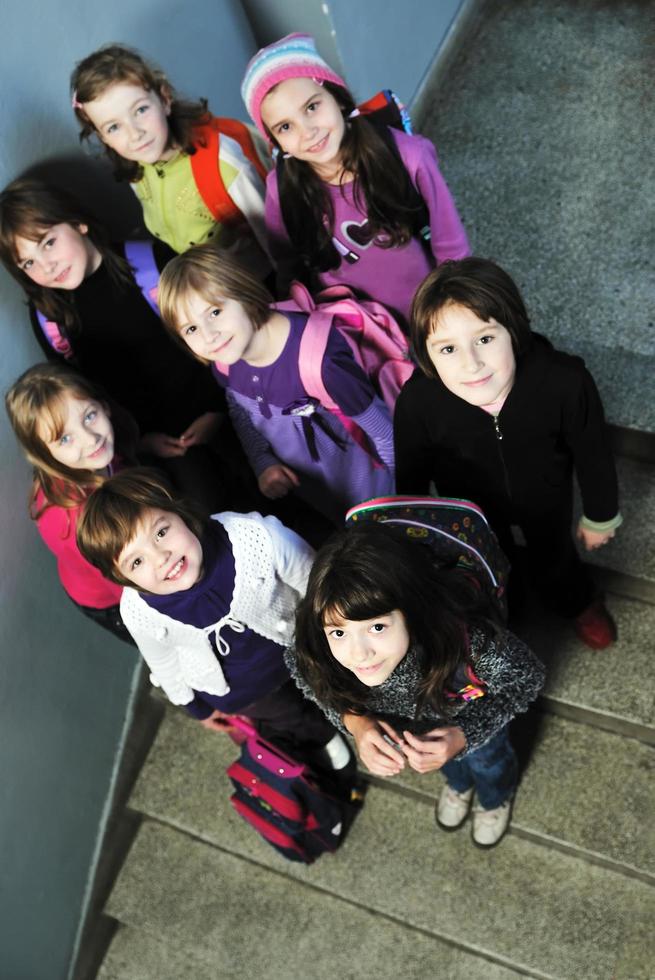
[393,377,439,493]
[456,629,545,754]
[224,389,289,484]
[560,360,621,543]
[264,170,299,295]
[259,513,315,596]
[396,131,470,264]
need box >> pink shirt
[35,489,122,609]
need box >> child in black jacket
[394,257,621,649]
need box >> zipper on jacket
[492,413,513,503]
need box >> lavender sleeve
[395,131,470,264]
[225,389,279,477]
[265,169,298,294]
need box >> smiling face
[261,77,346,178]
[117,509,204,595]
[323,609,410,687]
[39,394,114,471]
[177,289,257,364]
[427,303,517,407]
[83,81,173,165]
[14,223,101,290]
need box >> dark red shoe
[574,599,617,650]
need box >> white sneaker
[322,733,352,770]
[471,799,512,848]
[436,785,474,830]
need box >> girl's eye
[21,259,33,271]
[136,104,149,115]
[85,409,98,424]
[156,526,169,539]
[131,557,142,570]
[44,237,56,250]
[209,308,222,318]
[106,123,118,135]
[440,344,455,355]
[59,433,72,446]
[307,101,320,112]
[478,334,494,345]
[183,325,197,336]
[328,628,345,639]
[371,623,387,633]
[277,122,290,134]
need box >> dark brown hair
[293,521,496,721]
[410,257,533,379]
[270,82,428,279]
[5,362,137,517]
[70,44,211,182]
[76,467,207,588]
[158,243,273,360]
[0,177,133,335]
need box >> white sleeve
[120,590,195,705]
[259,514,315,597]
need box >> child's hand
[258,464,299,499]
[180,412,222,448]
[343,714,405,777]
[199,709,237,733]
[401,726,467,774]
[139,431,187,458]
[576,522,616,551]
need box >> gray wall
[241,0,465,104]
[0,2,256,978]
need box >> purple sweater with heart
[265,129,470,323]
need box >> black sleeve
[393,376,438,493]
[560,361,619,522]
[152,239,178,272]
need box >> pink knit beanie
[241,33,348,140]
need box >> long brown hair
[70,44,211,182]
[5,363,136,518]
[0,177,133,335]
[273,82,427,279]
[293,522,498,720]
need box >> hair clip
[71,91,83,110]
[348,108,361,119]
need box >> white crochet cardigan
[120,512,314,706]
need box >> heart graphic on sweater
[341,218,374,249]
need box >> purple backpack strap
[35,309,74,360]
[124,239,160,315]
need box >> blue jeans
[441,726,517,810]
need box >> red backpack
[190,117,269,224]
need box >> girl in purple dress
[240,33,470,325]
[159,244,394,525]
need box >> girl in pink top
[5,363,136,643]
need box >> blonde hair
[76,467,206,588]
[158,243,273,360]
[5,363,134,517]
[70,43,210,182]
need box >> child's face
[117,509,203,595]
[261,77,346,177]
[83,82,173,165]
[427,303,516,407]
[178,289,256,364]
[15,223,101,290]
[39,394,114,471]
[323,609,410,687]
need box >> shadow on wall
[20,153,145,241]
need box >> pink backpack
[275,281,414,413]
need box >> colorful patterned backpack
[346,495,510,619]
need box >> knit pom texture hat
[241,32,347,139]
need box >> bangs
[315,569,399,627]
[34,394,69,444]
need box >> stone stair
[87,2,655,977]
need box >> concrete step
[515,593,655,744]
[97,923,216,980]
[106,821,523,980]
[386,712,655,883]
[120,707,655,979]
[420,0,655,436]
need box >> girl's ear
[159,83,173,116]
[77,223,89,236]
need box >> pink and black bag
[226,717,359,864]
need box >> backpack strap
[35,309,74,360]
[191,117,268,223]
[124,240,160,315]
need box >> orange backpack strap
[190,117,268,223]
